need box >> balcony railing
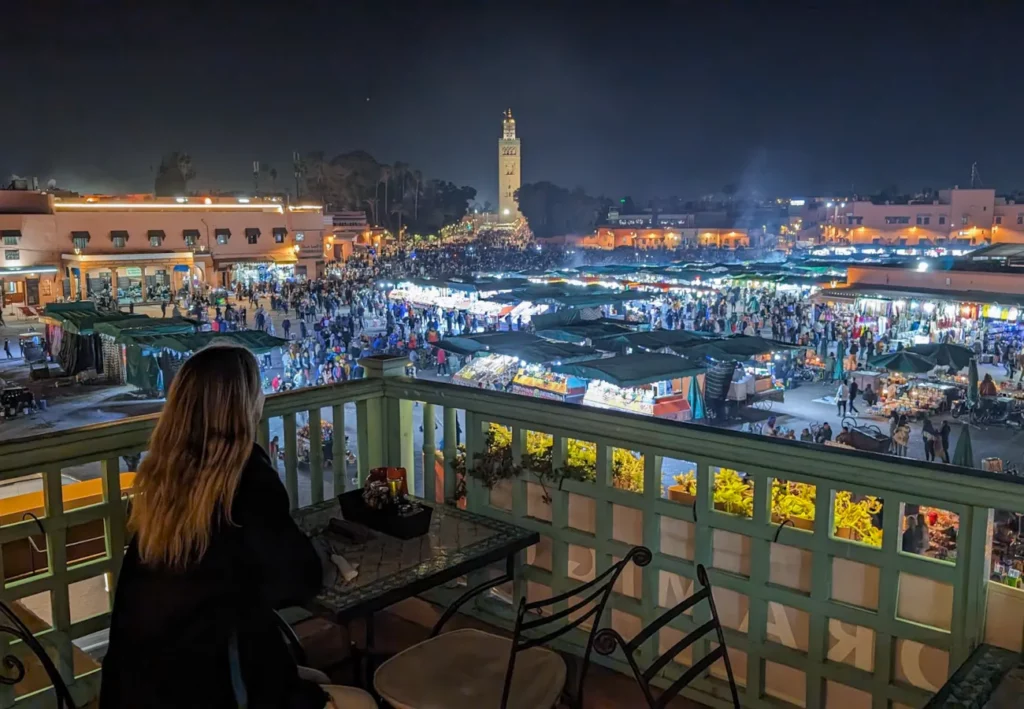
[2,355,1024,707]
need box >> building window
[847,216,863,225]
[938,215,946,225]
[245,227,260,245]
[273,227,287,244]
[961,215,969,225]
[2,236,18,247]
[215,228,231,245]
[885,216,910,225]
[110,230,129,248]
[916,215,930,225]
[149,236,162,247]
[148,229,165,247]
[72,235,90,250]
[183,229,200,247]
[996,216,1003,225]
[1018,214,1023,225]
[4,250,19,261]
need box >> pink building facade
[811,188,1024,247]
[0,192,327,306]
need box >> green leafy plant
[771,480,816,523]
[672,471,697,495]
[833,491,883,547]
[712,468,754,517]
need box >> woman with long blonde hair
[101,345,372,708]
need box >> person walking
[3,339,12,360]
[282,318,291,340]
[836,379,848,417]
[848,378,860,414]
[435,347,449,376]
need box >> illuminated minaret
[498,109,521,220]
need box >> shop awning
[593,329,711,353]
[1,230,21,239]
[0,266,58,276]
[147,229,165,240]
[819,285,1024,307]
[71,231,91,243]
[552,353,705,388]
[94,316,199,342]
[127,330,288,354]
[51,309,138,335]
[433,337,488,357]
[183,228,201,240]
[535,321,636,344]
[485,339,599,364]
[675,335,804,360]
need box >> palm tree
[377,166,391,229]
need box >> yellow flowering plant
[833,491,883,547]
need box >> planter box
[667,485,696,505]
[771,513,814,531]
[835,526,856,540]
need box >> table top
[292,498,539,621]
[923,644,1022,708]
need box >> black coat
[100,445,326,708]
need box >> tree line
[153,150,477,235]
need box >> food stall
[451,353,520,390]
[553,353,706,422]
[509,366,587,403]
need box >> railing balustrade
[0,355,1021,708]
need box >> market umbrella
[868,351,937,375]
[688,377,706,420]
[834,339,846,380]
[967,357,980,407]
[952,424,974,468]
[907,343,975,371]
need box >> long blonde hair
[130,344,264,569]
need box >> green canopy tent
[485,340,599,364]
[534,322,635,345]
[907,343,975,371]
[952,424,974,468]
[94,316,198,342]
[687,375,706,420]
[432,337,487,357]
[552,353,705,388]
[592,329,710,354]
[868,351,937,375]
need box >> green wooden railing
[1,354,1023,708]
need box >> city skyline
[5,3,1024,203]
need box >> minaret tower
[498,108,521,220]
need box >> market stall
[553,353,706,422]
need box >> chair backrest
[501,545,651,709]
[593,563,740,709]
[0,601,77,709]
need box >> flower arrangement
[833,491,883,547]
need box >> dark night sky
[2,1,1023,204]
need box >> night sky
[2,1,1023,203]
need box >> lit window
[215,229,231,245]
[245,228,260,245]
[273,227,287,244]
[183,229,200,247]
[4,250,19,261]
[2,237,18,247]
[961,215,969,226]
[148,230,165,247]
[112,236,127,248]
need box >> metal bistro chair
[0,601,77,708]
[374,545,652,709]
[594,564,740,709]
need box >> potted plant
[713,468,754,517]
[771,480,816,530]
[833,491,883,547]
[668,471,697,505]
